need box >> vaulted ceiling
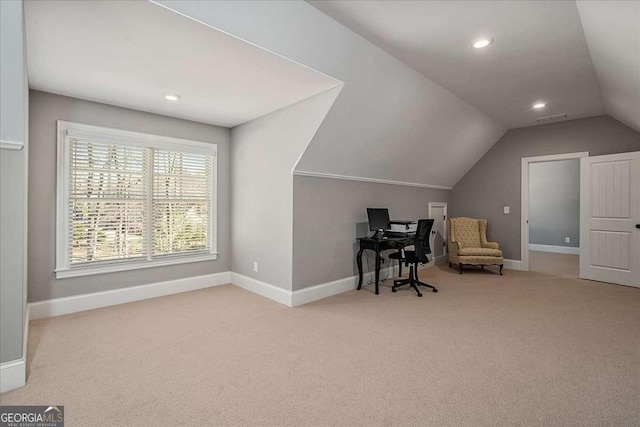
[23,0,638,189]
[309,0,639,131]
[576,1,640,133]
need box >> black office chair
[392,219,438,297]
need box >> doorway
[521,152,588,273]
[428,202,447,262]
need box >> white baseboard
[26,256,454,321]
[292,275,357,307]
[529,244,579,255]
[0,359,26,393]
[230,272,292,307]
[29,271,231,320]
[503,259,524,271]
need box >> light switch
[504,206,510,214]
[565,237,570,243]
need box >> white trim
[28,258,453,323]
[29,271,230,320]
[529,244,580,255]
[291,275,357,307]
[291,255,447,307]
[55,253,219,279]
[503,259,524,271]
[230,272,292,307]
[210,147,219,257]
[293,170,452,190]
[0,360,26,393]
[521,152,588,271]
[0,139,24,150]
[60,121,218,155]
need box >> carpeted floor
[1,264,639,426]
[529,250,579,277]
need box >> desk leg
[356,247,364,290]
[374,252,381,295]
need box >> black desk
[356,236,413,295]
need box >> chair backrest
[449,217,482,248]
[414,219,434,263]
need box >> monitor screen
[367,208,390,231]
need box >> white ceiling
[25,1,341,128]
[309,0,608,129]
[577,1,640,133]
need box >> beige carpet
[529,250,579,277]
[2,265,639,426]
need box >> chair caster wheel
[417,293,423,297]
[433,289,438,293]
[392,288,396,293]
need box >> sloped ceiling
[25,1,341,127]
[576,1,640,133]
[156,0,506,189]
[309,0,605,129]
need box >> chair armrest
[482,241,500,250]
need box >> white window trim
[55,120,218,279]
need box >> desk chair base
[392,265,437,297]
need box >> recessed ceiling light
[164,94,181,101]
[472,38,493,49]
[533,102,546,109]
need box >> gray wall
[0,0,28,364]
[28,91,231,302]
[230,88,340,290]
[292,175,450,291]
[529,159,580,247]
[450,115,640,260]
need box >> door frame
[521,152,588,271]
[428,202,448,258]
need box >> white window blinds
[58,121,217,276]
[70,139,147,265]
[153,150,211,257]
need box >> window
[56,121,217,278]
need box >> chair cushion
[457,247,503,257]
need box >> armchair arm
[482,241,500,250]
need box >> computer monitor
[367,208,390,231]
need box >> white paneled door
[580,152,640,287]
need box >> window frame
[55,120,218,279]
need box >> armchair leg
[480,265,484,270]
[449,262,452,268]
[499,264,503,275]
[459,263,463,274]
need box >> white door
[580,152,640,287]
[428,203,447,259]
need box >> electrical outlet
[565,237,570,243]
[504,206,510,214]
[253,262,258,272]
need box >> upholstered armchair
[447,217,503,275]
